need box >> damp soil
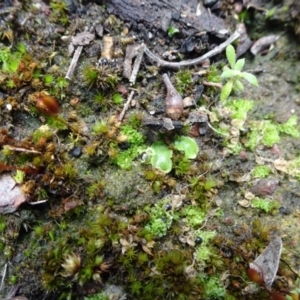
[0,1,300,299]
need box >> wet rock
[104,0,229,37]
[250,35,279,56]
[251,178,278,196]
[194,85,205,102]
[84,42,102,57]
[203,0,218,8]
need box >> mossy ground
[0,1,300,300]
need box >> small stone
[195,237,203,245]
[69,146,82,158]
[183,96,195,108]
[202,0,218,8]
[165,203,172,211]
[238,199,250,207]
[251,179,278,196]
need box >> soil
[0,0,300,299]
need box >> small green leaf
[278,115,300,138]
[252,165,271,178]
[112,93,124,104]
[44,74,54,85]
[265,7,276,19]
[221,66,239,78]
[13,170,25,184]
[239,72,258,86]
[167,25,180,37]
[262,121,280,147]
[174,136,199,159]
[233,79,244,91]
[150,142,173,173]
[226,44,236,69]
[220,80,233,101]
[16,42,27,54]
[234,58,245,71]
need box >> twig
[65,45,83,80]
[143,30,241,69]
[0,263,7,294]
[202,80,223,89]
[29,199,48,205]
[129,45,144,85]
[5,145,41,154]
[118,91,135,121]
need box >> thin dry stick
[118,90,135,121]
[129,45,144,85]
[202,80,223,89]
[0,263,7,294]
[143,30,241,69]
[65,45,83,80]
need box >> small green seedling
[145,136,199,173]
[174,136,199,159]
[147,142,173,173]
[220,44,258,101]
[13,170,25,184]
[167,25,180,38]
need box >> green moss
[261,121,280,146]
[206,65,221,83]
[0,216,6,232]
[112,93,124,105]
[84,292,109,300]
[45,115,68,130]
[225,99,254,120]
[112,125,144,169]
[131,281,142,295]
[245,120,279,150]
[198,275,227,299]
[277,115,300,137]
[0,46,23,73]
[182,206,206,227]
[193,230,217,264]
[175,69,193,94]
[245,127,260,151]
[252,165,271,178]
[144,199,176,237]
[251,197,280,213]
[174,156,191,175]
[43,74,54,85]
[83,66,99,86]
[92,120,109,134]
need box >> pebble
[69,146,82,158]
[251,179,278,196]
[202,0,218,8]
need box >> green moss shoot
[252,165,271,178]
[251,197,280,213]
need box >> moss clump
[251,197,280,213]
[175,68,193,94]
[245,116,300,151]
[198,275,227,299]
[144,199,177,237]
[193,230,217,264]
[112,125,144,169]
[225,99,254,121]
[252,165,271,178]
[182,206,206,227]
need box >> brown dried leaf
[141,244,153,256]
[0,174,27,214]
[249,236,282,290]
